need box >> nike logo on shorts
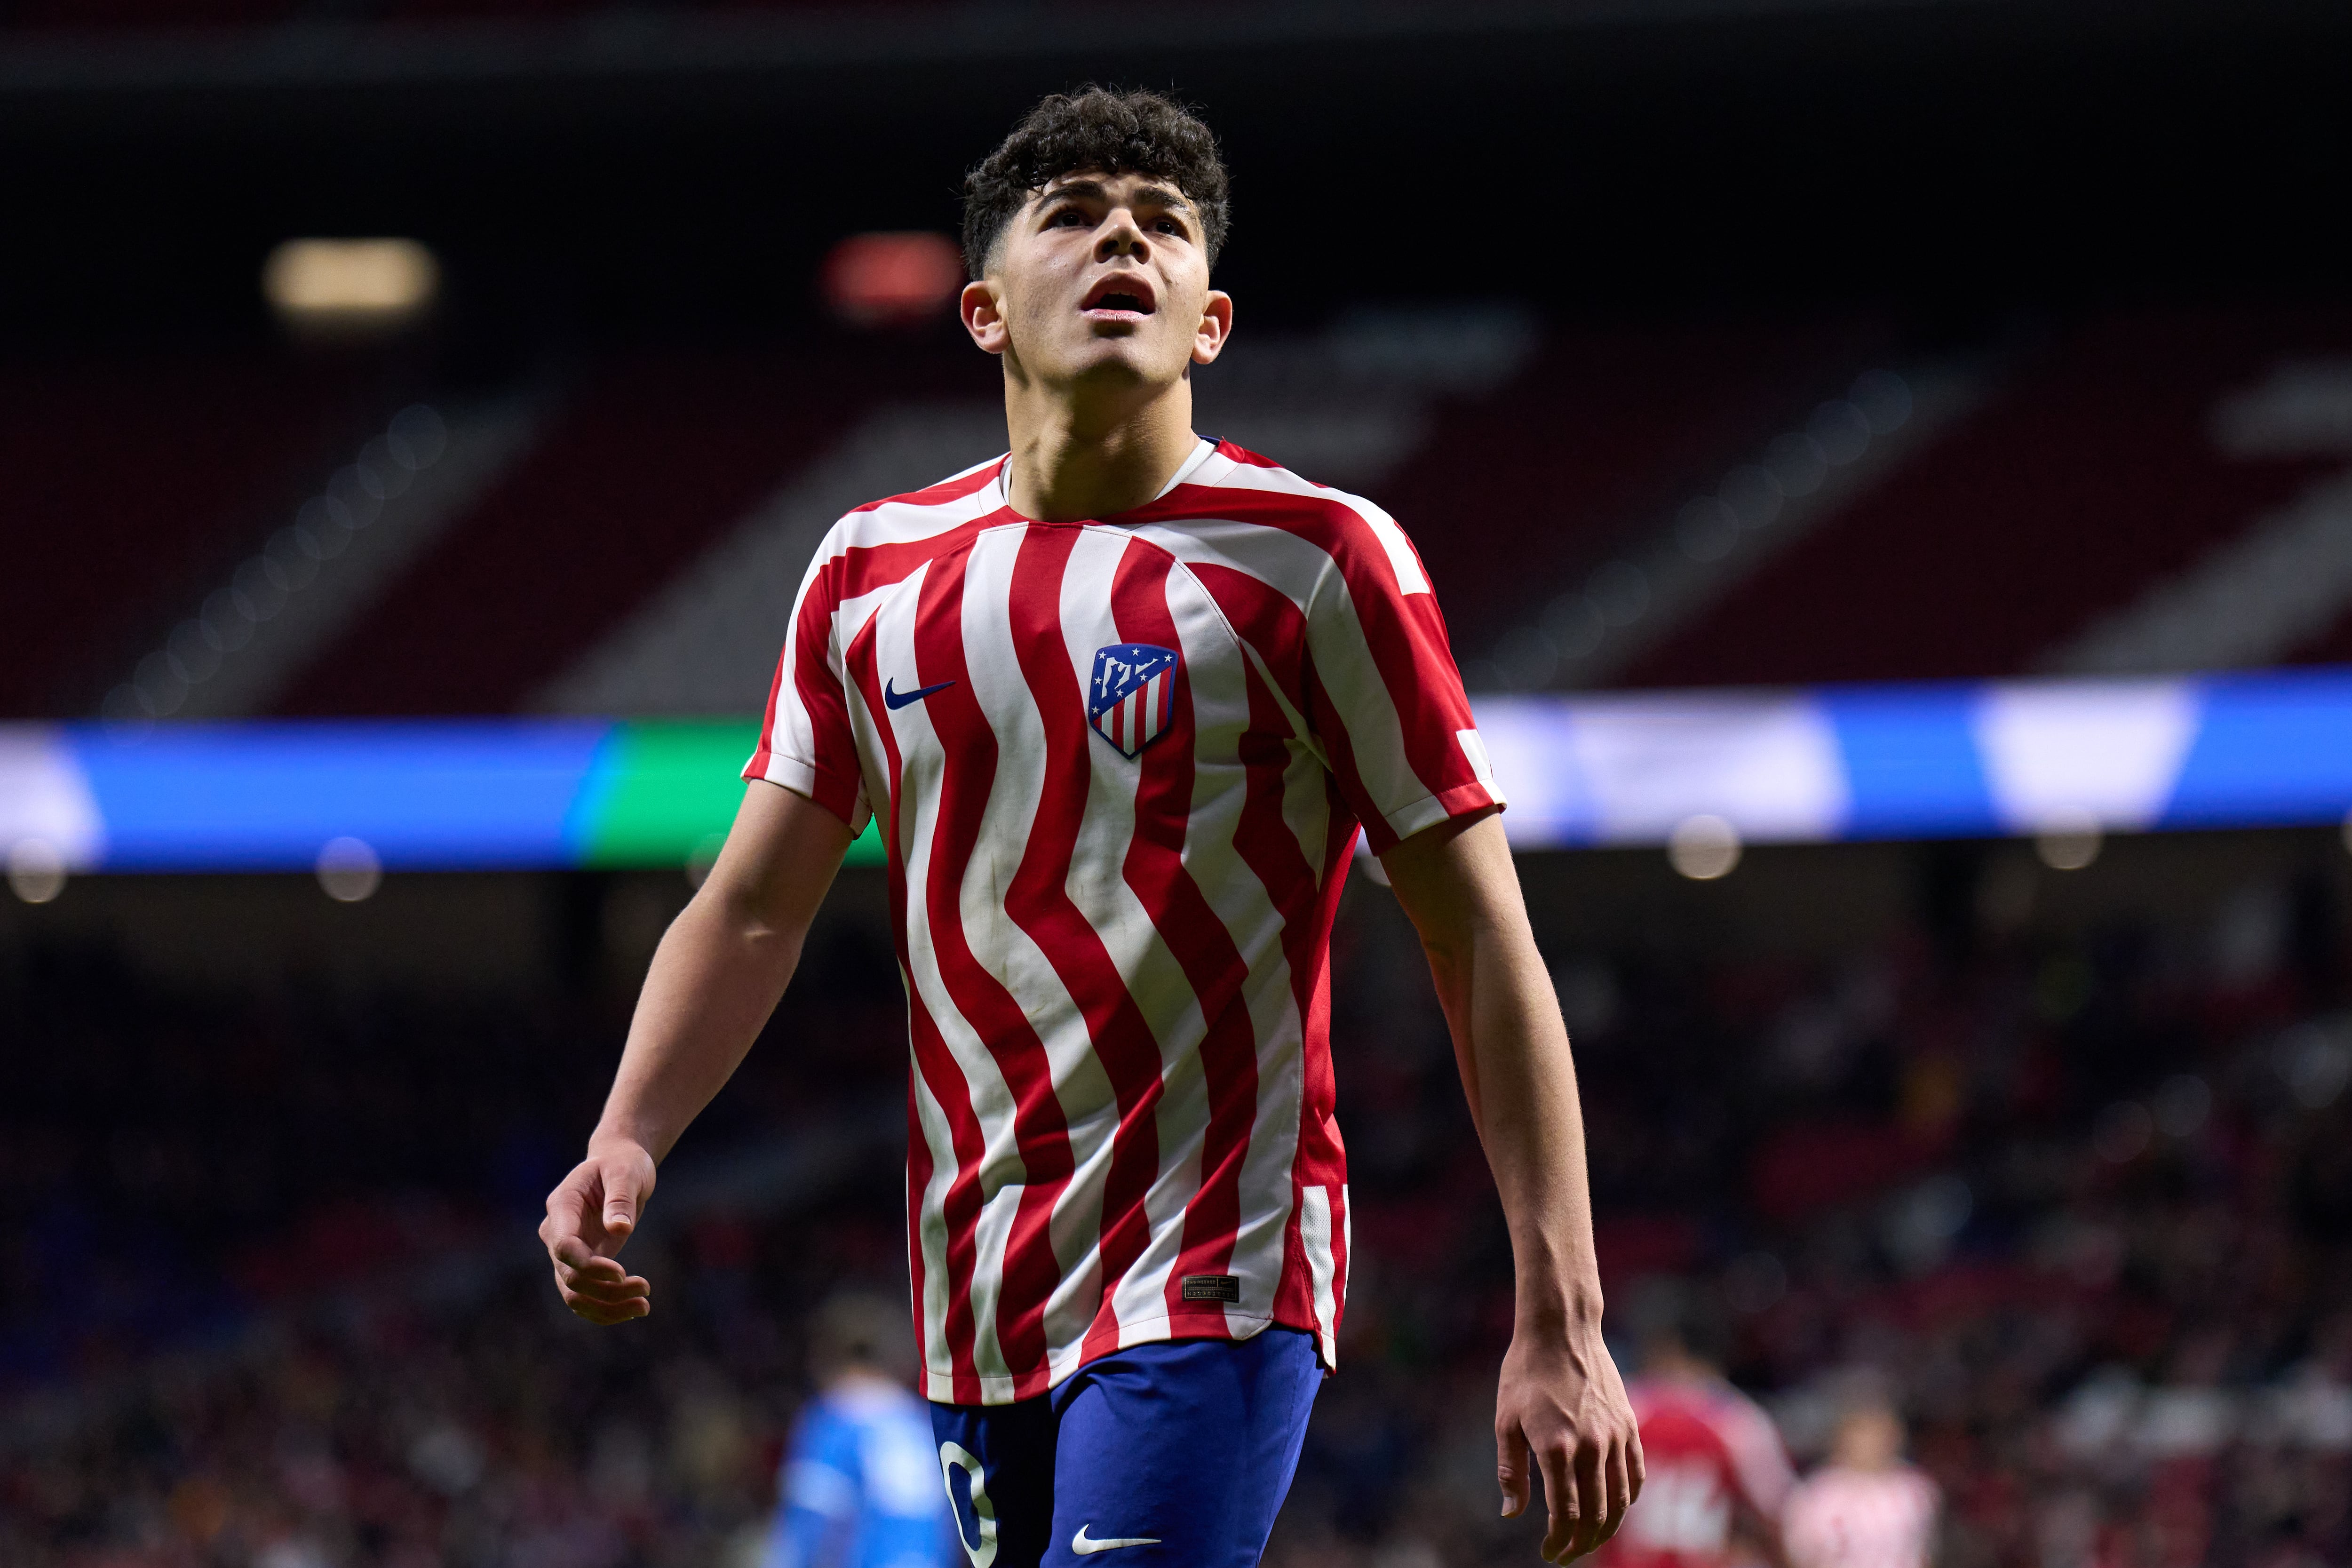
[883,677,957,710]
[1072,1524,1160,1553]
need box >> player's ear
[961,278,1009,357]
[1192,290,1233,366]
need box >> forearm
[1385,814,1604,1327]
[1434,905,1603,1328]
[1384,812,1639,1557]
[590,884,806,1162]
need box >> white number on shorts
[938,1440,998,1568]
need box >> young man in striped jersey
[540,87,1642,1567]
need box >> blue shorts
[930,1328,1322,1568]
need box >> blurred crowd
[5,844,2351,1568]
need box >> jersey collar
[988,436,1219,519]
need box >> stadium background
[7,2,2352,1566]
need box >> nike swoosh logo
[883,677,956,710]
[1072,1525,1161,1554]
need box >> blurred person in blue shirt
[769,1292,958,1568]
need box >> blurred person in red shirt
[1605,1289,1795,1568]
[1782,1401,1939,1568]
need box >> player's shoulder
[825,453,1010,550]
[1180,439,1399,533]
[1149,439,1431,595]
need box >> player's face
[962,170,1231,389]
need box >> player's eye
[1047,207,1090,227]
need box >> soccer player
[1605,1292,1794,1568]
[1781,1402,1938,1568]
[767,1294,960,1568]
[539,87,1642,1567]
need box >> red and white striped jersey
[1782,1465,1939,1568]
[1606,1376,1797,1568]
[747,437,1502,1406]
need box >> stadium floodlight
[316,836,383,903]
[821,232,962,326]
[7,838,66,904]
[263,239,439,332]
[1667,813,1742,880]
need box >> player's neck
[1000,365,1200,522]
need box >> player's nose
[1095,210,1149,261]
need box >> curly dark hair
[961,87,1231,280]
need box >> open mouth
[1081,275,1157,316]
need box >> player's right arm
[539,779,853,1324]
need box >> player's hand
[539,1139,658,1324]
[1496,1316,1644,1563]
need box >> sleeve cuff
[743,749,865,830]
[1365,780,1504,855]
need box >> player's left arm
[1382,809,1644,1565]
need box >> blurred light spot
[355,441,413,501]
[134,652,187,716]
[317,836,383,902]
[1766,431,1828,496]
[1590,560,1649,626]
[7,838,67,904]
[1675,495,1740,562]
[822,232,962,326]
[1807,400,1873,465]
[263,526,323,592]
[295,497,353,560]
[201,590,254,652]
[167,620,220,684]
[1668,814,1741,880]
[1493,625,1559,689]
[2094,1101,2153,1163]
[325,467,382,530]
[2281,1022,2350,1109]
[1851,369,1913,434]
[1882,1174,1971,1274]
[409,1422,486,1496]
[1720,463,1784,529]
[2036,819,2103,871]
[232,559,286,622]
[101,685,151,728]
[388,405,448,469]
[1542,594,1605,659]
[2153,1073,2210,1137]
[264,239,439,331]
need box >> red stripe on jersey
[996,527,1168,1365]
[847,458,1004,515]
[907,545,1075,1400]
[1109,542,1261,1329]
[901,1075,938,1389]
[841,610,988,1405]
[1215,439,1287,471]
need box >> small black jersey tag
[1180,1274,1241,1303]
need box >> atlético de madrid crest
[1087,644,1180,758]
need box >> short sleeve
[744,528,868,829]
[1302,500,1503,854]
